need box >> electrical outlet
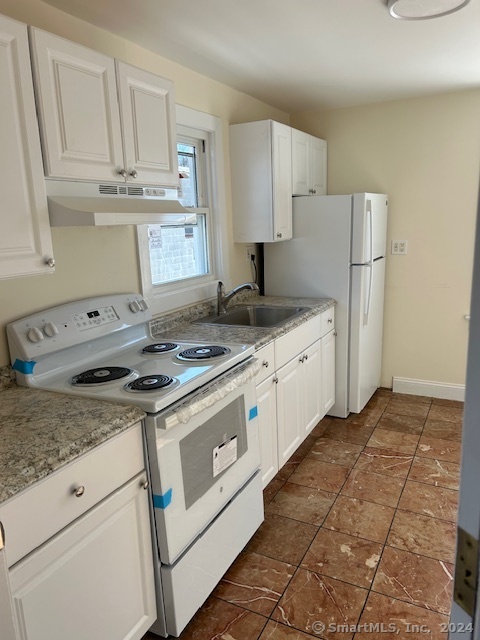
[246,245,256,262]
[391,240,408,255]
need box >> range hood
[46,181,196,227]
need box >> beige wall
[0,0,289,366]
[292,91,480,388]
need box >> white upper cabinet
[29,29,178,187]
[0,16,54,280]
[230,120,292,243]
[292,128,327,196]
[116,61,177,186]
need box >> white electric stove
[6,293,264,638]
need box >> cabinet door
[29,28,124,182]
[276,356,303,468]
[0,17,54,279]
[116,61,178,187]
[291,128,310,196]
[9,473,156,640]
[0,526,18,640]
[322,330,336,414]
[271,121,292,241]
[256,376,278,489]
[302,339,323,436]
[310,136,327,196]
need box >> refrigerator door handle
[364,262,373,325]
[367,199,373,264]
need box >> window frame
[136,105,230,316]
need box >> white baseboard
[392,377,465,401]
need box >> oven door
[145,372,260,565]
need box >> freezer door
[349,258,386,413]
[351,193,388,263]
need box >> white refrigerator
[264,193,388,418]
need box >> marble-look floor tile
[432,398,464,409]
[385,399,430,419]
[271,568,368,640]
[323,495,395,543]
[301,528,382,588]
[389,392,432,405]
[353,447,413,478]
[213,551,295,616]
[408,456,460,490]
[428,404,463,423]
[423,419,463,442]
[341,468,404,507]
[309,417,333,438]
[366,428,419,454]
[289,457,350,493]
[376,413,425,435]
[417,435,462,464]
[266,482,336,525]
[355,592,448,639]
[321,419,374,446]
[306,439,363,468]
[398,480,458,522]
[287,435,318,464]
[387,510,457,562]
[258,620,315,639]
[246,514,318,565]
[263,476,286,506]
[372,546,454,614]
[175,595,267,640]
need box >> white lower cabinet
[256,375,278,488]
[255,308,336,489]
[0,423,156,640]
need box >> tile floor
[143,389,463,640]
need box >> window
[137,106,229,315]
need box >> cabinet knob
[276,232,283,239]
[73,485,85,498]
[328,318,333,324]
[45,257,55,268]
[273,377,279,384]
[118,169,128,178]
[262,361,269,368]
[309,188,317,194]
[141,480,149,490]
[129,170,138,179]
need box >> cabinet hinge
[202,139,206,153]
[454,526,478,617]
[0,522,5,550]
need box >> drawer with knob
[0,423,144,567]
[320,306,335,337]
[254,343,276,385]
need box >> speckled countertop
[0,388,145,505]
[151,294,335,347]
[0,294,334,506]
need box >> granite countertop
[151,294,335,347]
[0,387,145,505]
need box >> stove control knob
[43,322,59,338]
[139,299,148,311]
[129,300,142,313]
[27,327,44,343]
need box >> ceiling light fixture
[388,0,471,19]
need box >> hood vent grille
[99,185,118,195]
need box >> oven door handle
[164,358,260,429]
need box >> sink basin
[195,305,311,328]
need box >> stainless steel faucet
[217,281,259,315]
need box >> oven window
[179,397,247,510]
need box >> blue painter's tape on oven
[153,488,172,509]
[12,359,36,374]
[248,406,258,421]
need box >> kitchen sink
[195,305,311,328]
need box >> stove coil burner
[71,366,133,385]
[177,345,231,361]
[125,375,176,392]
[141,342,179,355]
